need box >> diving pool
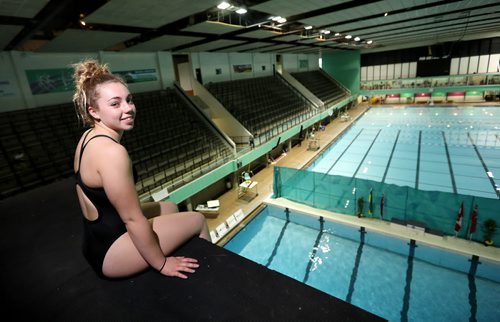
[309,106,500,199]
[224,205,500,322]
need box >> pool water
[308,106,500,199]
[224,205,500,322]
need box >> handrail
[275,72,318,110]
[360,72,500,91]
[174,82,236,154]
[319,68,351,95]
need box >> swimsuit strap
[77,131,118,172]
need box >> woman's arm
[99,142,166,271]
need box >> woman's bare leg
[102,211,210,278]
[141,201,179,219]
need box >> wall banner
[115,69,158,83]
[25,68,73,95]
[233,64,252,73]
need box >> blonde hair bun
[72,59,124,127]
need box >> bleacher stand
[205,75,316,145]
[291,70,348,106]
[1,88,233,200]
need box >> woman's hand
[160,256,200,279]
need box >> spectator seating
[205,75,315,145]
[291,70,348,105]
[122,88,233,198]
[0,88,233,200]
[0,102,82,198]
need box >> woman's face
[91,81,136,132]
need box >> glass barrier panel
[273,166,500,243]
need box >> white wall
[0,50,326,112]
[282,53,320,73]
[190,52,278,84]
[361,52,500,81]
[0,51,176,112]
[0,52,24,110]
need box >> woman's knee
[159,201,179,214]
[187,211,206,224]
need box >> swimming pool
[309,106,500,199]
[224,205,500,322]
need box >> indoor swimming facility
[309,106,500,199]
[225,204,500,322]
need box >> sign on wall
[25,68,73,95]
[0,80,17,97]
[115,69,158,83]
[233,64,252,73]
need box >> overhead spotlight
[321,30,330,34]
[236,8,247,14]
[304,25,313,30]
[345,35,352,39]
[334,32,340,36]
[80,20,86,26]
[354,36,360,41]
[384,12,388,16]
[277,17,287,23]
[217,1,231,10]
[272,16,281,21]
[367,40,373,44]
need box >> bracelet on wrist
[158,257,167,272]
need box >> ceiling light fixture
[236,8,247,14]
[217,1,231,10]
[321,30,330,34]
[354,36,360,41]
[367,40,373,44]
[384,12,388,16]
[345,35,352,39]
[277,17,287,23]
[304,25,313,30]
[334,32,340,36]
[80,20,86,26]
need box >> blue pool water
[224,205,500,322]
[308,106,500,199]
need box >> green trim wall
[165,96,356,204]
[322,50,360,95]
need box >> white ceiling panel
[39,29,139,52]
[182,39,246,52]
[239,28,282,39]
[3,0,500,54]
[124,35,204,52]
[0,0,46,17]
[275,34,303,42]
[217,41,270,52]
[182,21,243,34]
[251,0,351,17]
[86,0,219,28]
[0,24,22,49]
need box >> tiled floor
[206,102,500,263]
[206,103,369,243]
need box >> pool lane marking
[467,132,500,198]
[381,130,401,183]
[346,226,366,304]
[352,129,382,179]
[415,131,422,190]
[265,207,290,268]
[324,128,364,177]
[468,255,480,322]
[400,239,417,322]
[441,131,457,194]
[302,216,325,284]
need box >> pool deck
[265,197,500,263]
[208,101,500,263]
